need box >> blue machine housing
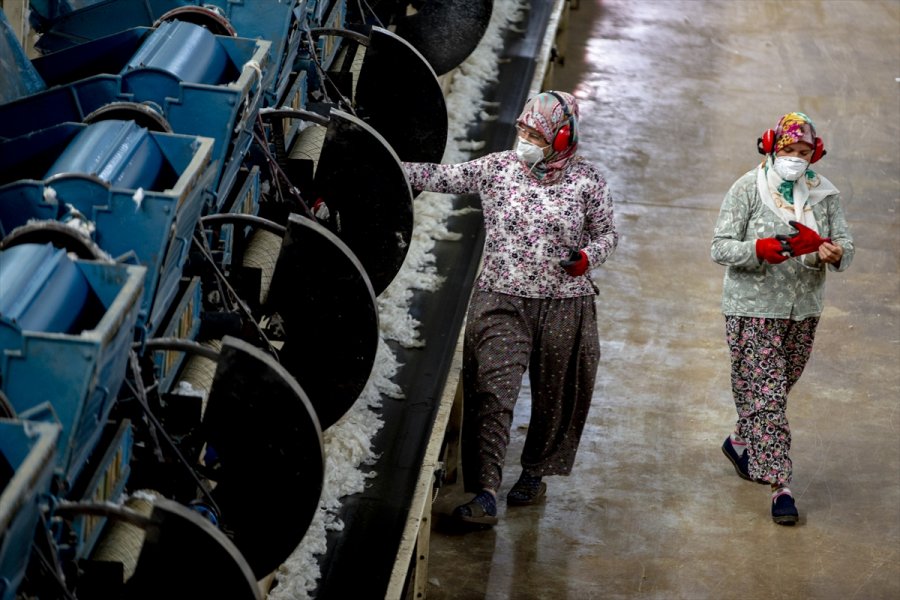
[0,22,270,214]
[31,0,345,108]
[0,420,61,600]
[0,244,145,490]
[0,121,215,337]
[0,0,470,593]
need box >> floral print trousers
[726,315,819,485]
[461,291,600,493]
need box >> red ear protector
[757,128,826,163]
[547,91,576,152]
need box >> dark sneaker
[721,437,752,481]
[772,490,799,525]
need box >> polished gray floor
[424,1,900,598]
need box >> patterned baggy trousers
[461,291,600,493]
[725,315,819,485]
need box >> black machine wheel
[263,214,379,430]
[201,336,325,579]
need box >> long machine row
[0,1,492,597]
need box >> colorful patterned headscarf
[516,91,579,182]
[774,112,817,152]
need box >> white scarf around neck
[756,156,839,234]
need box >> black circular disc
[312,109,413,295]
[202,336,324,579]
[264,215,379,430]
[355,27,448,163]
[394,0,493,76]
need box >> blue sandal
[453,491,498,526]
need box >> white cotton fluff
[132,188,144,210]
[173,380,207,398]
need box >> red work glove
[756,238,791,264]
[559,249,589,276]
[777,220,831,256]
[312,197,330,220]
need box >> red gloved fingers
[312,197,330,220]
[756,238,791,264]
[784,220,829,256]
[560,249,589,276]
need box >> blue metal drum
[44,120,164,191]
[124,20,228,84]
[0,121,216,338]
[0,244,145,488]
[121,20,231,109]
[0,243,90,337]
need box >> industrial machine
[0,0,496,597]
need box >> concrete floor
[424,1,900,599]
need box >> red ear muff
[810,137,826,163]
[546,90,576,153]
[758,127,826,163]
[758,128,776,155]
[553,124,571,152]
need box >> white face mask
[773,156,809,181]
[515,138,546,165]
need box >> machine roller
[54,495,264,599]
[0,20,270,213]
[300,24,449,164]
[0,120,215,338]
[119,336,325,580]
[0,0,502,594]
[0,243,145,489]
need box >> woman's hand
[818,241,843,264]
[560,249,589,276]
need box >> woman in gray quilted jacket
[711,112,854,526]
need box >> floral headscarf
[774,112,817,152]
[758,112,837,232]
[765,112,819,205]
[516,91,579,183]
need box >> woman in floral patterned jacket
[403,91,618,526]
[711,112,854,526]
